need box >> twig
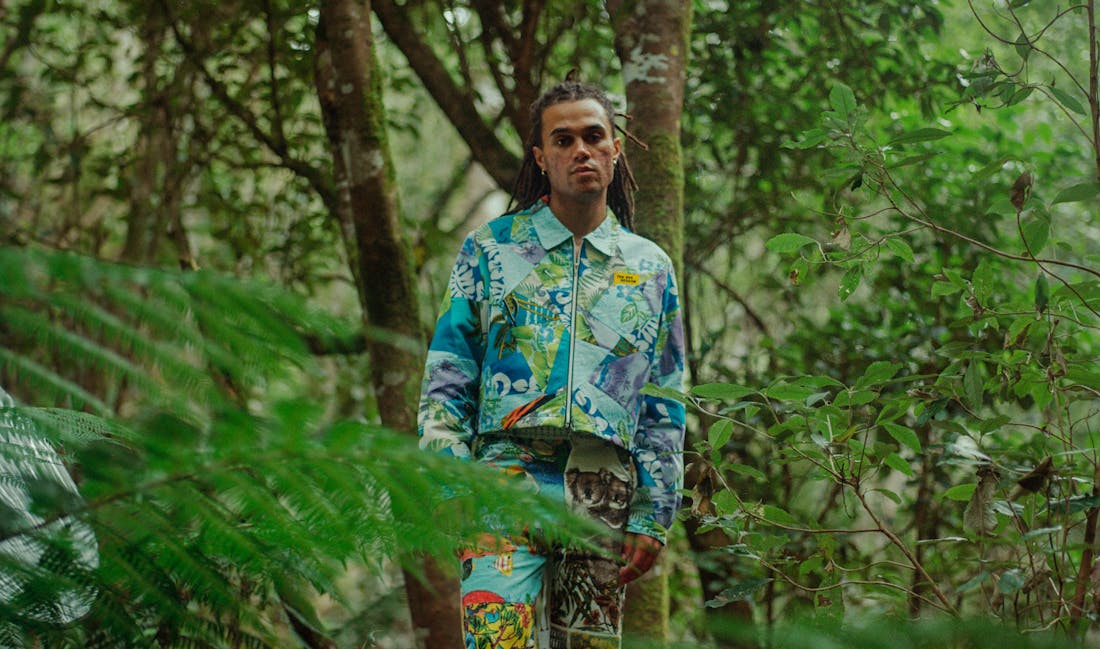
[757,557,951,612]
[158,0,336,211]
[856,486,960,615]
[686,261,770,335]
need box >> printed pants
[459,434,636,649]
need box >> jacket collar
[531,198,617,257]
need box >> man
[418,81,685,649]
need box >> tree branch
[687,261,770,335]
[159,0,336,211]
[372,0,521,189]
[261,0,287,151]
[0,0,45,73]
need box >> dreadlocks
[507,81,639,232]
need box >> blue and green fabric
[418,198,686,544]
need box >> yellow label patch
[613,272,639,286]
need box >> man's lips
[572,166,597,175]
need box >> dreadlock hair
[506,81,639,232]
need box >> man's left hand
[619,532,663,585]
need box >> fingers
[618,533,662,585]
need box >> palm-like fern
[0,245,597,647]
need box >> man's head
[509,82,637,230]
[532,97,621,211]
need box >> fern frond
[0,350,111,415]
[1,246,604,647]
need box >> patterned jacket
[418,199,686,543]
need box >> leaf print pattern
[418,198,686,543]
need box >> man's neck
[548,194,607,245]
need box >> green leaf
[784,128,829,150]
[640,383,691,404]
[763,383,816,402]
[964,361,984,409]
[874,487,903,504]
[1022,526,1063,540]
[884,453,914,477]
[883,423,922,454]
[1046,494,1100,514]
[998,568,1026,594]
[766,233,816,254]
[1034,274,1049,313]
[829,82,857,119]
[708,419,734,450]
[884,237,914,262]
[838,265,862,301]
[762,505,799,526]
[1050,85,1086,115]
[972,156,1013,182]
[728,463,766,481]
[1051,182,1100,205]
[834,389,876,407]
[691,383,756,401]
[858,361,901,387]
[891,152,941,168]
[1005,86,1033,106]
[957,571,990,593]
[978,414,1012,434]
[944,483,977,501]
[705,578,771,607]
[887,128,952,146]
[1013,32,1030,63]
[713,489,738,515]
[931,281,962,298]
[798,555,823,576]
[1020,211,1050,254]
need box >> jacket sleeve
[417,233,487,459]
[627,265,686,544]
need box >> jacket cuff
[626,503,668,545]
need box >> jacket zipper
[565,239,581,429]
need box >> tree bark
[610,1,692,644]
[314,2,460,647]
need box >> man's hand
[619,532,663,585]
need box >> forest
[1,0,1098,647]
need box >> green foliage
[0,246,599,647]
[685,0,1100,636]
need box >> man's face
[532,98,622,206]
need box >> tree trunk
[122,3,168,264]
[610,1,692,644]
[314,2,460,647]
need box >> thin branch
[1015,206,1100,322]
[372,0,521,189]
[856,488,959,615]
[158,0,336,211]
[261,0,287,151]
[1090,0,1100,183]
[757,557,951,612]
[0,0,46,72]
[441,0,475,92]
[881,169,1100,283]
[686,261,770,335]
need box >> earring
[613,158,619,166]
[541,168,547,176]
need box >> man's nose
[573,141,591,160]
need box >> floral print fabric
[419,199,686,543]
[460,436,634,649]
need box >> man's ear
[532,146,545,172]
[613,137,622,160]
